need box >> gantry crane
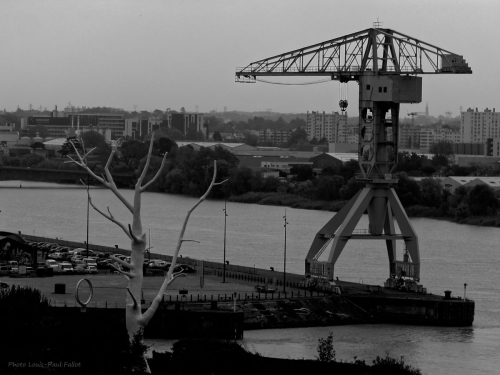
[235,26,471,283]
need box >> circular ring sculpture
[75,278,93,307]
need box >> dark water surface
[2,181,499,374]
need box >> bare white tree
[68,135,225,371]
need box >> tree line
[1,133,498,225]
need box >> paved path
[4,271,307,308]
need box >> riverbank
[229,191,500,227]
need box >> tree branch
[140,153,168,193]
[109,256,132,269]
[110,264,132,279]
[142,160,225,323]
[87,197,132,240]
[69,136,134,214]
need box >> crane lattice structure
[236,27,471,282]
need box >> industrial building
[440,176,500,195]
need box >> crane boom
[236,28,471,82]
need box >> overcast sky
[1,0,497,118]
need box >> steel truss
[236,28,471,82]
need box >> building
[236,155,312,173]
[419,126,461,150]
[306,111,347,142]
[166,113,204,136]
[0,121,19,147]
[123,118,164,139]
[399,124,421,149]
[440,176,500,195]
[258,129,291,145]
[490,137,500,156]
[461,107,500,144]
[175,142,256,153]
[328,143,358,153]
[455,155,500,167]
[22,112,125,140]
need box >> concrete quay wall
[344,295,475,326]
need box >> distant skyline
[1,0,499,118]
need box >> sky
[1,0,498,118]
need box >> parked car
[71,256,83,262]
[112,254,127,261]
[83,258,98,268]
[97,259,113,269]
[45,259,59,271]
[0,280,8,289]
[148,260,168,269]
[56,262,74,274]
[8,261,18,273]
[73,265,86,275]
[77,249,95,257]
[85,265,98,274]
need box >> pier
[8,235,475,339]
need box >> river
[1,180,499,374]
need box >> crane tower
[235,27,471,283]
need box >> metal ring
[75,278,93,307]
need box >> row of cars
[11,241,197,276]
[146,259,195,274]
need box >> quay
[5,234,475,339]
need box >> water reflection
[434,327,474,343]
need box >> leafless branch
[109,256,132,269]
[110,264,132,279]
[140,153,168,193]
[142,160,226,323]
[87,198,132,240]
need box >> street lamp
[222,201,228,283]
[283,209,289,294]
[145,246,154,261]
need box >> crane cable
[255,78,332,85]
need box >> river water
[1,181,499,374]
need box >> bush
[20,153,45,167]
[371,353,421,375]
[316,332,336,362]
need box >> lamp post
[222,201,228,283]
[145,247,154,261]
[283,209,289,294]
[85,175,89,256]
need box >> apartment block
[419,127,461,150]
[399,124,421,149]
[166,113,204,135]
[461,107,500,144]
[306,111,347,142]
[258,129,291,144]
